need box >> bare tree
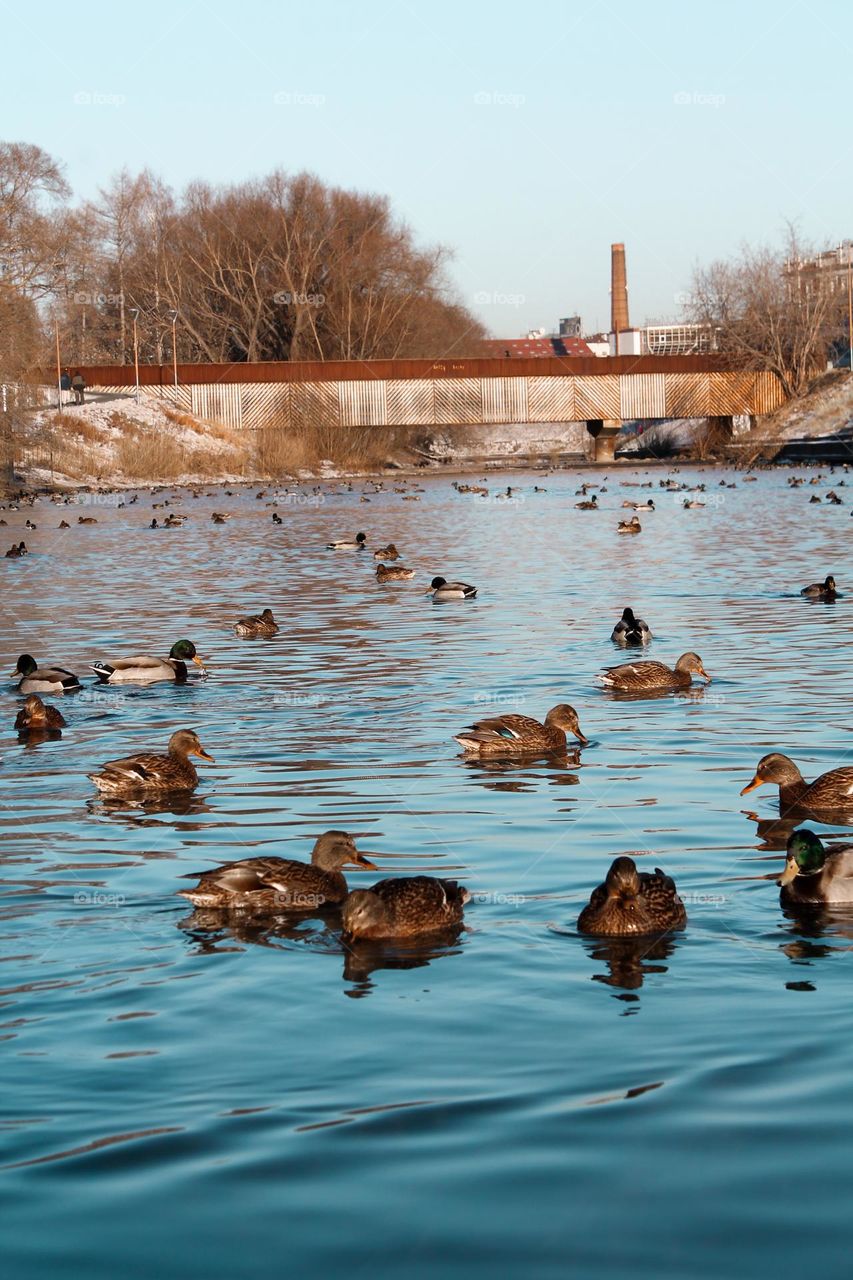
[689,228,845,397]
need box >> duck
[610,607,652,645]
[89,728,213,795]
[327,532,367,550]
[234,608,279,638]
[10,655,81,694]
[77,516,97,525]
[683,499,705,509]
[617,516,642,534]
[598,652,710,692]
[211,512,231,523]
[454,704,588,755]
[577,856,687,936]
[341,875,469,939]
[14,693,67,731]
[271,512,282,524]
[90,640,205,684]
[373,543,400,561]
[740,753,853,812]
[631,499,655,512]
[5,541,27,558]
[429,576,477,601]
[178,831,378,910]
[801,574,838,599]
[58,520,70,529]
[376,563,415,582]
[575,495,598,510]
[778,828,853,905]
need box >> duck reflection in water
[90,791,215,824]
[584,933,680,998]
[461,751,582,794]
[177,908,465,996]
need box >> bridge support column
[585,418,622,462]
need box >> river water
[1,464,851,1278]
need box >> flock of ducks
[5,468,852,942]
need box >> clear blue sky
[6,0,851,337]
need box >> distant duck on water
[610,607,652,645]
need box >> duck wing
[804,768,853,808]
[459,713,545,743]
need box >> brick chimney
[610,242,629,335]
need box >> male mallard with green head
[429,576,477,601]
[11,655,81,694]
[741,753,853,813]
[454,704,588,755]
[179,831,378,910]
[778,829,853,905]
[327,532,367,550]
[89,729,214,795]
[578,857,687,936]
[90,640,205,684]
[342,875,469,939]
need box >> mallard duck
[683,499,705,509]
[341,875,469,939]
[597,652,710,692]
[374,543,400,561]
[211,512,231,524]
[575,495,598,510]
[376,563,415,582]
[77,516,97,525]
[178,831,378,910]
[778,828,853,904]
[740,753,853,812]
[429,576,477,601]
[455,704,588,755]
[577,856,687,936]
[89,728,213,795]
[631,499,655,512]
[59,520,70,529]
[610,607,652,645]
[617,516,642,534]
[801,575,838,599]
[10,655,81,694]
[14,693,67,731]
[5,541,27,558]
[234,608,278,638]
[327,532,367,550]
[90,640,205,684]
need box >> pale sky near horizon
[5,0,851,338]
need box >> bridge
[76,355,785,461]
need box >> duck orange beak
[699,666,711,683]
[740,774,763,795]
[573,725,589,745]
[349,852,378,870]
[193,746,215,762]
[192,655,205,667]
[779,856,799,886]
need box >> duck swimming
[11,655,81,694]
[800,574,838,599]
[740,752,853,813]
[598,653,710,692]
[575,495,598,510]
[328,532,367,550]
[577,856,687,936]
[376,563,415,581]
[617,516,641,534]
[14,693,67,731]
[455,704,587,755]
[610,607,652,645]
[374,544,400,561]
[341,875,469,939]
[234,608,279,637]
[90,640,205,684]
[778,828,853,905]
[429,576,477,601]
[89,728,214,795]
[178,831,378,910]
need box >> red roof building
[481,336,594,358]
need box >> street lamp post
[131,309,140,403]
[54,314,63,416]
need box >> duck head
[780,829,827,885]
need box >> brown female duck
[179,831,377,910]
[342,875,469,939]
[801,574,838,599]
[234,608,279,637]
[454,704,588,755]
[741,752,853,813]
[89,729,214,795]
[578,856,687,936]
[376,563,415,582]
[14,694,67,731]
[597,652,710,692]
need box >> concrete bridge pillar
[586,419,622,462]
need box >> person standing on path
[60,369,72,405]
[71,371,86,405]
